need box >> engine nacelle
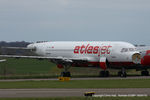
[132,53,141,64]
[99,57,108,70]
[141,50,150,66]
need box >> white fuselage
[27,41,139,67]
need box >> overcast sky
[0,0,150,44]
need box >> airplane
[0,41,144,77]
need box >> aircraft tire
[118,71,122,77]
[141,71,149,76]
[122,72,127,77]
[66,71,71,77]
[118,71,126,77]
[100,71,105,77]
[100,71,109,77]
[141,71,144,76]
[105,71,109,77]
[145,71,149,76]
[61,71,71,77]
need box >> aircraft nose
[132,53,141,64]
[27,44,34,49]
[27,44,36,51]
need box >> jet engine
[141,50,150,66]
[132,53,141,64]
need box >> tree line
[0,41,33,55]
[0,41,30,47]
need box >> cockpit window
[121,48,136,52]
[121,48,128,52]
[129,48,134,51]
[31,47,36,52]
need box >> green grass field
[0,97,150,100]
[0,58,101,76]
[0,58,142,79]
[0,79,149,88]
[0,58,57,74]
[0,59,149,99]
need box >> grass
[0,79,150,88]
[0,97,150,100]
[0,58,57,74]
[0,58,143,79]
[0,58,102,77]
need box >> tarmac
[0,88,149,97]
[0,76,149,97]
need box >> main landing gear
[99,70,109,77]
[141,70,149,76]
[60,65,71,77]
[118,68,127,77]
[58,65,71,81]
[60,71,71,77]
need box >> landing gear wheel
[118,71,122,77]
[61,71,71,77]
[100,71,105,77]
[105,71,109,77]
[118,71,127,77]
[118,68,127,77]
[99,71,109,77]
[141,71,149,76]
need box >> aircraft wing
[0,59,6,62]
[0,55,88,64]
[1,47,29,50]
